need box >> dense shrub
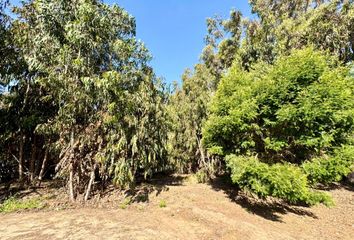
[203,48,354,205]
[195,168,210,183]
[302,145,354,185]
[203,48,354,162]
[226,155,333,206]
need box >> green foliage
[119,197,132,210]
[159,199,167,208]
[1,0,354,208]
[203,48,353,205]
[242,0,354,67]
[167,64,216,172]
[226,155,333,206]
[303,145,354,185]
[1,0,58,183]
[195,168,209,183]
[0,196,44,213]
[202,1,354,71]
[202,10,242,78]
[11,0,168,196]
[203,48,354,162]
[0,0,17,83]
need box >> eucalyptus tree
[1,0,54,183]
[240,0,354,67]
[167,10,243,175]
[0,0,12,182]
[201,10,242,83]
[14,0,167,200]
[0,0,9,82]
[168,64,216,173]
[201,1,354,71]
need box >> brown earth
[0,175,353,240]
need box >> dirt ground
[0,175,353,240]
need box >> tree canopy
[1,0,168,200]
[203,48,354,205]
[203,48,354,160]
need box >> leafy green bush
[0,196,44,213]
[195,169,210,183]
[303,145,354,185]
[202,48,353,205]
[226,155,333,206]
[203,48,354,161]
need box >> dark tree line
[0,0,168,201]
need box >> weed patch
[0,196,45,213]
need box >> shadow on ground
[315,181,354,192]
[0,179,65,204]
[209,175,319,222]
[99,173,188,204]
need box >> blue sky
[110,1,252,84]
[9,0,252,84]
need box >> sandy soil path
[1,178,353,240]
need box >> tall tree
[167,10,242,175]
[1,0,56,184]
[13,0,167,200]
[202,10,242,82]
[0,0,10,85]
[240,0,354,67]
[167,64,216,173]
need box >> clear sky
[110,1,252,84]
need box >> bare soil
[0,175,353,240]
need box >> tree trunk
[84,163,96,202]
[18,79,31,183]
[69,130,75,201]
[38,140,50,182]
[18,132,25,182]
[197,137,206,168]
[30,136,36,182]
[69,164,75,201]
